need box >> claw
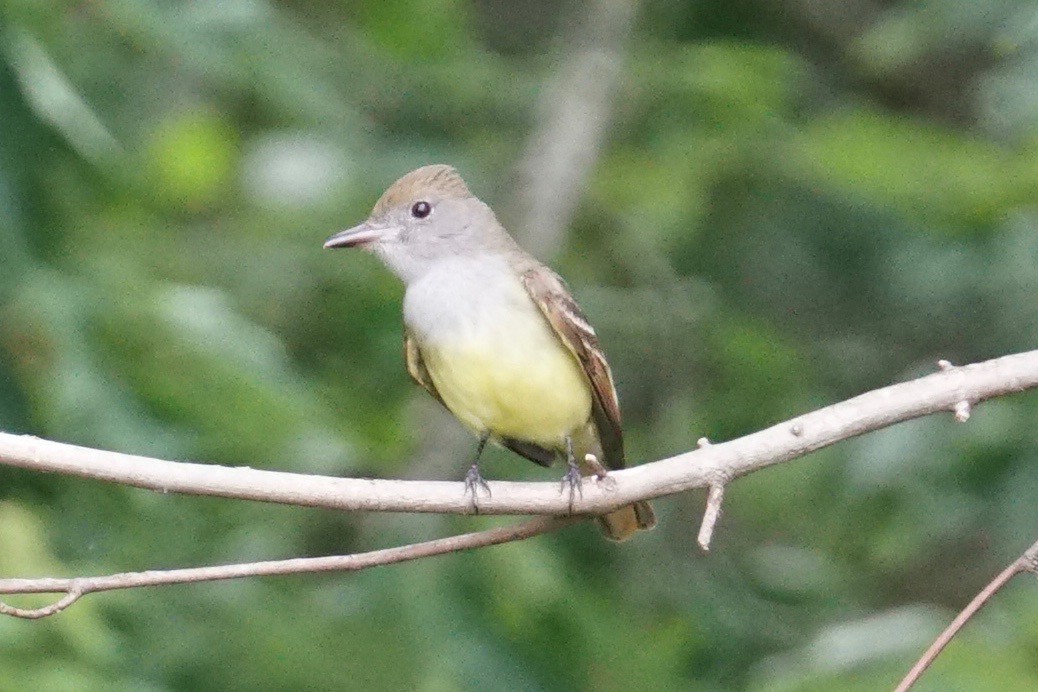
[463,436,492,512]
[559,437,583,512]
[464,463,492,500]
[560,462,583,496]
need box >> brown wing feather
[520,267,626,470]
[404,330,445,407]
[499,438,556,468]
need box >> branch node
[696,437,712,449]
[696,482,727,552]
[790,421,804,437]
[937,359,955,371]
[1022,547,1038,575]
[953,400,972,423]
[583,453,609,480]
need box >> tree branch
[0,516,579,619]
[894,535,1038,691]
[1,350,1035,518]
[508,0,640,258]
[1,349,1037,624]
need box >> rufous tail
[596,500,656,541]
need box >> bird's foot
[464,463,492,512]
[559,459,583,513]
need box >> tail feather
[573,427,656,541]
[596,500,657,542]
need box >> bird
[324,164,656,541]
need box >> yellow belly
[422,322,592,449]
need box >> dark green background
[1,0,1037,689]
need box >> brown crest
[373,164,472,215]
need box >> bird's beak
[324,223,383,250]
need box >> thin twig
[0,516,580,618]
[953,400,972,422]
[894,536,1038,691]
[696,482,726,552]
[0,587,83,620]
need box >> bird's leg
[464,434,492,503]
[559,436,583,512]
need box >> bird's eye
[411,201,432,219]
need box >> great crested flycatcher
[324,164,655,541]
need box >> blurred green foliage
[1,0,1038,689]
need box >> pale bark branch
[1,349,1037,623]
[1,350,1034,518]
[697,482,726,552]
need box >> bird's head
[324,164,507,283]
